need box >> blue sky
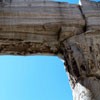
[54,0,79,3]
[0,56,72,100]
[54,0,100,3]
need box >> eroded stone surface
[0,0,100,100]
[81,0,100,31]
[0,0,85,54]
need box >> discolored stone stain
[81,64,86,71]
[71,58,80,78]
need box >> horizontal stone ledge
[0,18,85,26]
[0,32,58,42]
[0,15,82,19]
[0,12,82,18]
[84,31,100,36]
[87,26,100,31]
[0,7,81,13]
[0,40,59,55]
[0,24,60,34]
[83,14,100,18]
[0,30,58,35]
[1,2,78,7]
[87,17,100,26]
[0,23,84,35]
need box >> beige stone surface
[0,0,85,55]
[81,0,100,31]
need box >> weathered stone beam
[0,0,100,100]
[0,0,85,56]
[0,40,59,55]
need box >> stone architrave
[0,0,100,100]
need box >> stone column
[61,32,100,100]
[59,0,100,99]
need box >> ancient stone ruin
[0,0,100,99]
